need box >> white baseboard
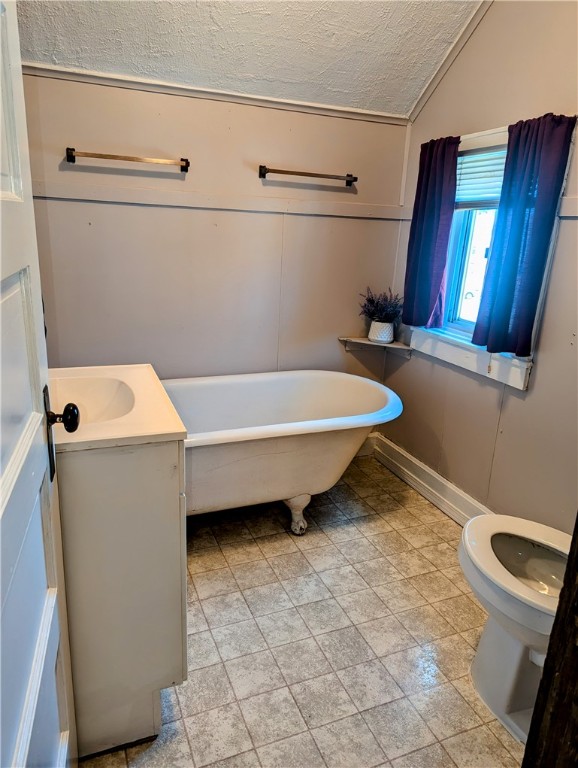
[368,432,494,527]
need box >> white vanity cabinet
[50,365,187,757]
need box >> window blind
[455,148,507,205]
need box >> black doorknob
[47,403,80,433]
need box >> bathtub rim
[162,369,402,448]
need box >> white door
[1,2,76,765]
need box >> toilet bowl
[458,514,570,744]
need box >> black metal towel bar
[66,147,190,173]
[259,165,357,187]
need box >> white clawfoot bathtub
[163,370,402,535]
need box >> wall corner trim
[408,0,494,123]
[368,432,494,526]
[21,63,410,126]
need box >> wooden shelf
[338,337,412,357]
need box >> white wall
[383,0,578,533]
[24,74,407,381]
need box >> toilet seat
[462,515,571,616]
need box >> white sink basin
[51,376,135,424]
[49,364,186,452]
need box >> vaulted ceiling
[17,0,483,118]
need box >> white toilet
[458,514,570,743]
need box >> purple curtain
[402,136,460,327]
[472,113,576,356]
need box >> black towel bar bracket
[259,165,357,187]
[66,147,189,173]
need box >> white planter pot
[368,321,394,343]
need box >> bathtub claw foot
[283,494,311,536]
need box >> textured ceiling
[17,0,482,117]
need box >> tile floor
[81,456,525,768]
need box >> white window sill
[410,328,533,390]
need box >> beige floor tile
[256,533,298,558]
[312,713,386,768]
[303,545,350,572]
[242,582,293,617]
[409,571,463,603]
[322,520,364,544]
[441,566,473,594]
[428,519,463,543]
[391,743,456,768]
[409,682,483,739]
[187,630,221,671]
[205,751,261,768]
[353,557,404,588]
[187,525,218,552]
[442,725,519,767]
[423,634,476,680]
[371,531,415,556]
[225,649,285,700]
[316,626,376,670]
[293,527,333,551]
[201,592,252,629]
[418,543,459,570]
[193,568,239,600]
[231,560,278,590]
[297,598,352,636]
[177,663,236,717]
[271,637,333,686]
[212,618,268,660]
[384,551,437,579]
[336,589,390,624]
[220,540,266,566]
[357,615,417,657]
[434,595,487,632]
[240,687,307,747]
[487,720,525,763]
[363,697,436,760]
[374,580,428,613]
[336,498,377,519]
[185,702,253,767]
[405,503,449,524]
[244,513,286,539]
[319,564,369,596]
[377,476,409,494]
[126,721,192,767]
[365,493,405,515]
[337,659,404,711]
[460,626,483,650]
[389,489,430,508]
[186,600,209,634]
[398,525,444,549]
[381,646,448,695]
[268,552,314,580]
[211,520,253,545]
[188,547,228,575]
[380,510,424,531]
[83,749,128,767]
[281,573,332,606]
[451,676,495,723]
[352,516,395,536]
[309,505,349,526]
[396,605,455,644]
[329,485,360,504]
[291,672,357,728]
[160,687,181,724]
[257,731,326,768]
[256,607,311,647]
[346,478,384,499]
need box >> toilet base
[471,616,542,744]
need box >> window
[410,127,533,389]
[444,145,507,336]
